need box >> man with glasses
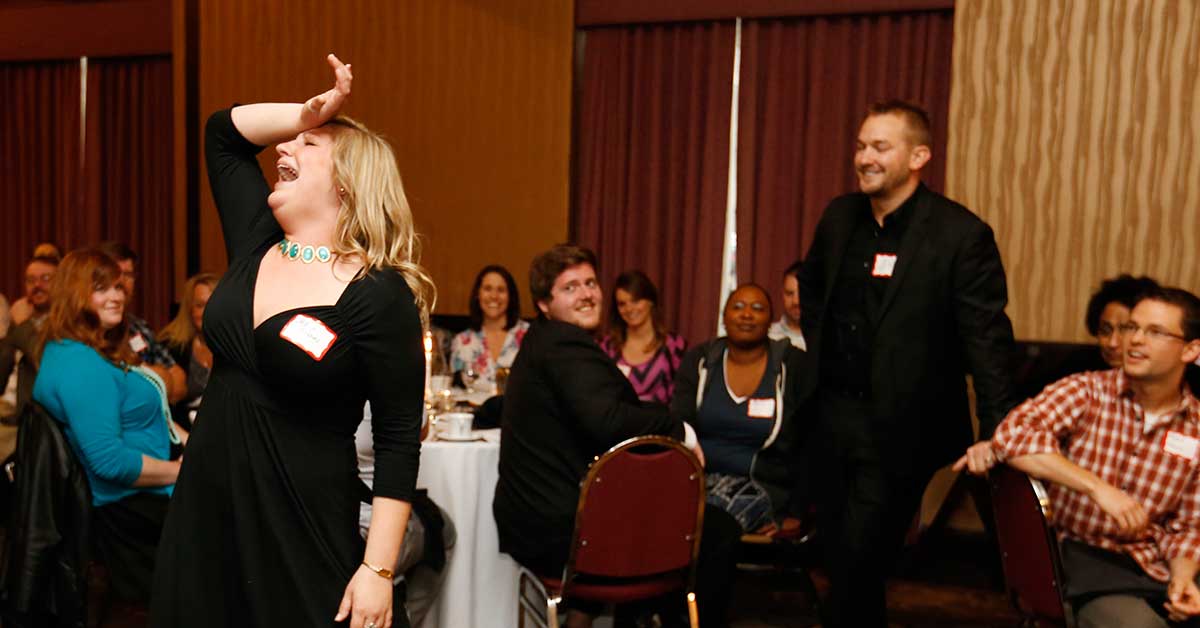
[958,286,1200,628]
[494,244,739,628]
[0,255,59,424]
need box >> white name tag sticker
[129,334,148,354]
[617,363,633,378]
[279,314,338,361]
[1163,431,1200,461]
[747,398,776,419]
[872,253,898,278]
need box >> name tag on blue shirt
[747,398,775,419]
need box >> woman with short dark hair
[671,284,807,533]
[1085,274,1159,368]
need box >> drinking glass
[462,366,481,392]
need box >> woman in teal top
[32,248,180,603]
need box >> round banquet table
[415,429,519,627]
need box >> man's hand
[952,440,999,475]
[147,364,187,404]
[1166,574,1200,621]
[1088,482,1149,536]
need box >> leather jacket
[0,401,92,628]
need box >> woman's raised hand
[300,53,353,127]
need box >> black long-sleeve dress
[151,109,424,627]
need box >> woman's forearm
[229,104,313,146]
[363,497,412,571]
[230,55,352,146]
[133,454,181,487]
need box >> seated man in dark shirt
[494,244,739,628]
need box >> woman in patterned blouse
[600,270,686,404]
[450,265,529,392]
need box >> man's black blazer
[798,184,1018,469]
[493,318,683,573]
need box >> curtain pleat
[735,10,955,292]
[0,57,173,326]
[0,61,83,302]
[572,11,953,343]
[84,56,175,328]
[573,22,736,344]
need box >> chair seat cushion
[540,572,686,604]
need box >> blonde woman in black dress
[152,55,433,628]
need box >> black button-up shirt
[819,186,920,397]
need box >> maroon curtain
[573,22,736,344]
[83,56,174,328]
[734,10,955,292]
[0,60,82,303]
[0,56,173,328]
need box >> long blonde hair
[159,272,220,351]
[325,116,436,326]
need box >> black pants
[1060,539,1200,628]
[94,492,170,603]
[814,392,938,628]
[520,506,741,628]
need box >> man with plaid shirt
[958,286,1200,627]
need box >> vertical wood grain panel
[947,0,1199,342]
[197,0,573,316]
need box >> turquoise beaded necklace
[278,237,333,264]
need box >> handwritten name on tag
[279,314,338,361]
[872,253,898,278]
[747,397,776,419]
[1163,431,1200,462]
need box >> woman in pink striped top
[599,270,686,404]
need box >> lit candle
[423,331,433,403]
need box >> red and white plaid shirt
[992,369,1200,582]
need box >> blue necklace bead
[279,238,333,263]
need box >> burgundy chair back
[990,464,1074,627]
[567,436,704,580]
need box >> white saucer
[435,433,479,442]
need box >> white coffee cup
[437,412,474,440]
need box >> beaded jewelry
[278,237,333,264]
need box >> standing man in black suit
[799,100,1018,627]
[494,244,739,628]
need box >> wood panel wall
[946,0,1200,342]
[195,1,573,316]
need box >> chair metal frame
[737,520,820,613]
[990,464,1076,628]
[518,435,706,627]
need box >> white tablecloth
[416,431,519,628]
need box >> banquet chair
[989,463,1074,628]
[517,435,705,628]
[0,400,102,628]
[737,514,820,611]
